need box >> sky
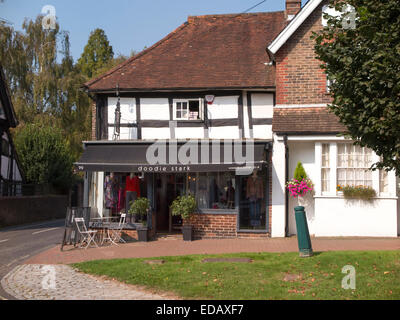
[0,0,308,62]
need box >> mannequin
[246,170,263,227]
[125,172,141,221]
[104,172,118,211]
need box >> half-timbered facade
[0,66,23,196]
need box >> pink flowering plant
[286,161,314,198]
[286,178,314,198]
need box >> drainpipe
[284,135,289,237]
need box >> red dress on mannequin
[126,175,140,198]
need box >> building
[0,66,24,196]
[77,0,400,238]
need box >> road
[0,219,65,300]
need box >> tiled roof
[272,107,347,134]
[85,11,287,92]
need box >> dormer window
[173,99,204,120]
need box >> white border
[268,0,323,55]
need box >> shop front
[76,140,272,239]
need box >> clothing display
[126,175,141,198]
[117,187,125,213]
[246,176,264,201]
[249,199,261,226]
[246,175,263,226]
[104,175,118,209]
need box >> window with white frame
[173,99,204,120]
[379,170,389,194]
[321,143,330,192]
[337,143,373,187]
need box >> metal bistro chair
[110,214,127,244]
[74,217,98,249]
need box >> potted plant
[129,197,150,242]
[170,195,197,241]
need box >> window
[321,144,330,192]
[188,172,236,210]
[379,170,389,194]
[173,99,203,120]
[337,143,373,187]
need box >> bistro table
[90,216,119,246]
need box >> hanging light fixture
[113,83,121,141]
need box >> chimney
[286,0,302,20]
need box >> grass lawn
[73,251,400,300]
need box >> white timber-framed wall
[271,134,399,238]
[1,130,22,183]
[88,90,274,219]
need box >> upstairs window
[173,99,204,120]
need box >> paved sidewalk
[1,264,176,300]
[25,237,400,265]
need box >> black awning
[75,140,270,173]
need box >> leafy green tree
[14,123,74,192]
[294,162,307,181]
[0,16,92,161]
[313,0,400,174]
[77,28,114,79]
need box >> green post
[294,206,313,257]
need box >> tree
[0,16,92,161]
[313,0,400,174]
[14,123,74,192]
[294,162,307,181]
[77,28,114,79]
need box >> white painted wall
[271,134,286,237]
[271,136,399,237]
[252,125,273,140]
[208,126,240,139]
[96,172,104,217]
[142,127,171,140]
[251,93,274,118]
[108,126,138,140]
[397,176,400,236]
[140,98,170,120]
[175,127,205,139]
[108,97,136,124]
[207,96,239,119]
[287,141,317,235]
[314,197,398,237]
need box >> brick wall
[276,0,331,105]
[186,214,237,239]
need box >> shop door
[154,174,185,232]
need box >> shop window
[337,143,373,187]
[173,99,204,120]
[238,167,268,230]
[187,172,236,210]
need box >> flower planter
[137,227,149,242]
[182,225,193,241]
